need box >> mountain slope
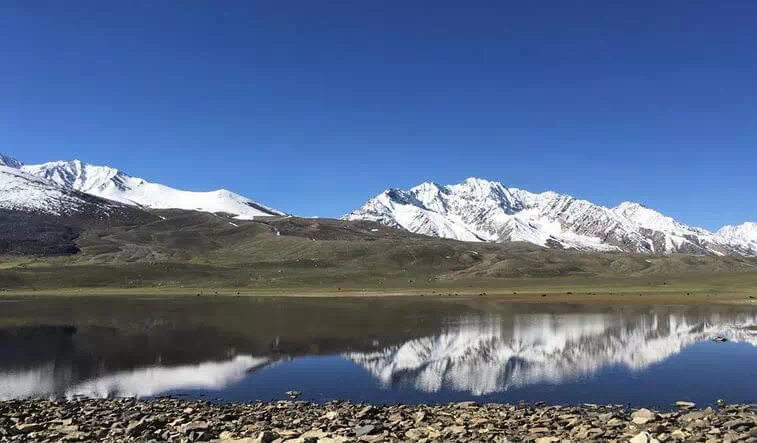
[19,159,284,219]
[0,165,124,217]
[0,165,156,255]
[718,222,757,251]
[346,178,755,256]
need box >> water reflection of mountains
[346,311,757,395]
[1,302,755,399]
[0,322,389,399]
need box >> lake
[1,296,755,409]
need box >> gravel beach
[1,398,755,442]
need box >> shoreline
[1,398,755,442]
[3,287,757,306]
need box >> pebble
[0,398,753,442]
[676,401,697,409]
[632,408,657,424]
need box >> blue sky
[2,1,755,229]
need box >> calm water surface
[1,296,756,408]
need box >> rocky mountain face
[0,154,23,169]
[346,178,756,256]
[0,161,157,255]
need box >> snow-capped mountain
[346,177,756,256]
[718,222,757,251]
[0,164,133,217]
[0,154,23,169]
[13,158,283,219]
[346,311,757,395]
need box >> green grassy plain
[2,211,756,304]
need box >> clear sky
[2,1,755,229]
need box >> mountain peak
[718,222,757,243]
[0,154,23,169]
[461,177,500,188]
[20,158,284,219]
[409,181,443,192]
[614,201,646,211]
[347,178,757,256]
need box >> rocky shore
[0,398,755,443]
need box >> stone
[632,408,657,424]
[723,418,754,429]
[299,430,329,439]
[358,435,386,443]
[256,430,279,443]
[15,423,43,433]
[607,418,625,427]
[675,401,696,410]
[1,396,755,443]
[60,432,91,442]
[181,421,210,434]
[355,425,376,437]
[125,419,148,436]
[679,411,706,423]
[631,432,653,443]
[56,424,80,434]
[404,428,426,440]
[456,401,477,408]
[356,405,376,419]
[211,439,257,443]
[445,425,466,435]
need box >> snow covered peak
[22,160,124,195]
[612,201,700,235]
[453,177,508,196]
[461,176,499,187]
[0,165,127,217]
[0,154,23,169]
[614,201,644,212]
[347,177,756,256]
[718,222,757,244]
[20,159,284,219]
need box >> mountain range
[346,178,757,256]
[0,155,283,219]
[1,153,755,256]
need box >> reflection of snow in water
[346,312,757,395]
[1,311,756,400]
[0,355,267,400]
[67,355,268,399]
[0,364,57,400]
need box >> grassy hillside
[1,209,756,297]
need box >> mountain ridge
[2,155,283,219]
[346,177,756,256]
[2,153,754,256]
